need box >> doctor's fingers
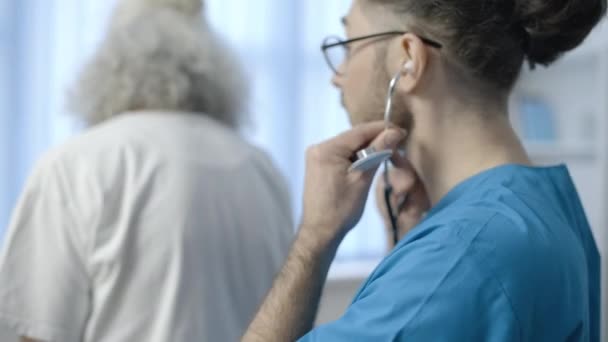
[398,179,431,217]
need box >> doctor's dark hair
[365,0,607,90]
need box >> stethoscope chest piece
[349,147,393,173]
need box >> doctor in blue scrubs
[243,0,606,341]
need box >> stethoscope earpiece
[403,60,414,74]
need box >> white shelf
[524,142,596,161]
[327,258,383,282]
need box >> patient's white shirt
[0,112,293,342]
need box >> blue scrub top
[301,164,600,341]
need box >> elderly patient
[0,0,293,341]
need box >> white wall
[0,326,17,342]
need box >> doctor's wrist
[297,222,345,255]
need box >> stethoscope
[349,62,412,245]
[348,68,404,173]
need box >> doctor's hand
[375,153,430,248]
[300,122,407,245]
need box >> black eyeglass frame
[321,31,442,75]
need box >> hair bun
[516,0,606,66]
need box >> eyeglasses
[321,31,442,75]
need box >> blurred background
[1,0,607,339]
[0,0,390,260]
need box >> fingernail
[384,129,407,148]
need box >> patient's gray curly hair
[69,0,247,127]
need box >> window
[207,0,388,260]
[0,0,15,233]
